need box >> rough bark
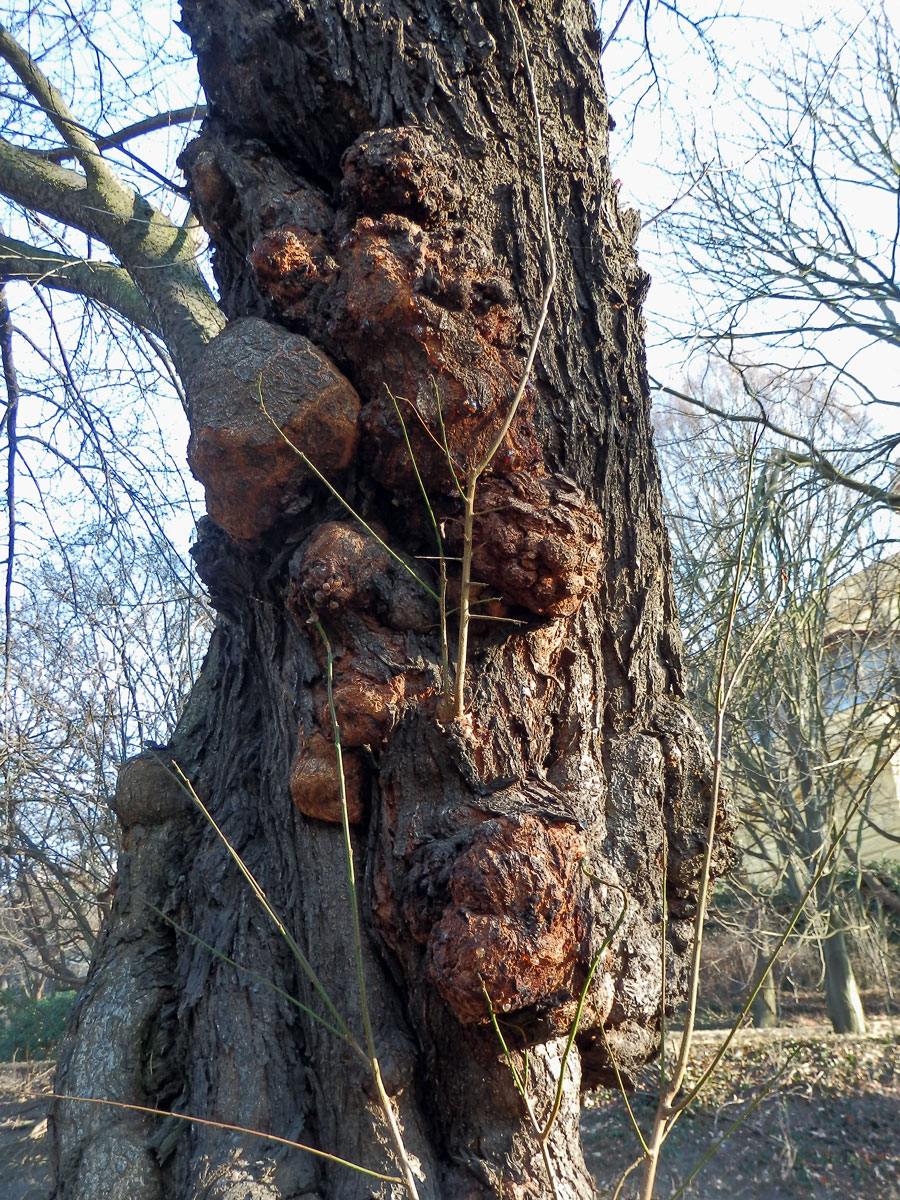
[51,3,735,1198]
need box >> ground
[586,1017,900,1199]
[0,1062,53,1200]
[3,1020,898,1199]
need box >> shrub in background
[0,989,77,1061]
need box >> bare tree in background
[659,389,900,1033]
[1,544,209,993]
[653,3,900,513]
[644,5,900,1032]
[0,0,211,1005]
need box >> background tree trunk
[750,945,779,1029]
[822,905,867,1035]
[51,3,734,1197]
[749,905,778,1028]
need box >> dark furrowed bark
[51,3,735,1198]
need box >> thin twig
[673,746,899,1118]
[258,381,439,602]
[483,985,561,1200]
[168,762,361,1056]
[612,1156,644,1200]
[541,876,628,1141]
[47,1094,403,1184]
[145,904,347,1042]
[317,621,421,1200]
[673,430,763,1090]
[659,831,668,1092]
[638,428,764,1200]
[600,0,638,57]
[597,1019,649,1155]
[485,874,628,1198]
[668,1050,800,1200]
[453,1,558,719]
[386,388,452,707]
[430,378,467,500]
[43,104,208,164]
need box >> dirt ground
[0,1062,53,1200]
[2,1023,899,1199]
[586,1017,900,1199]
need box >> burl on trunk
[51,3,734,1199]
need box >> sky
[599,0,900,442]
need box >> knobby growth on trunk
[47,3,734,1198]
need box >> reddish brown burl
[289,729,365,824]
[325,673,421,748]
[426,814,587,1025]
[186,318,360,545]
[467,471,606,616]
[288,519,437,641]
[339,213,540,491]
[250,226,338,316]
[292,521,391,615]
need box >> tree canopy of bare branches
[653,3,900,513]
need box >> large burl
[286,521,435,825]
[373,713,624,1046]
[249,127,607,618]
[466,471,605,617]
[185,318,360,545]
[426,814,600,1026]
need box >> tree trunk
[823,905,866,1035]
[749,905,777,1028]
[50,3,734,1198]
[750,945,778,1028]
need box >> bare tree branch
[653,378,900,513]
[0,231,159,332]
[0,23,223,374]
[0,20,120,194]
[44,104,209,165]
